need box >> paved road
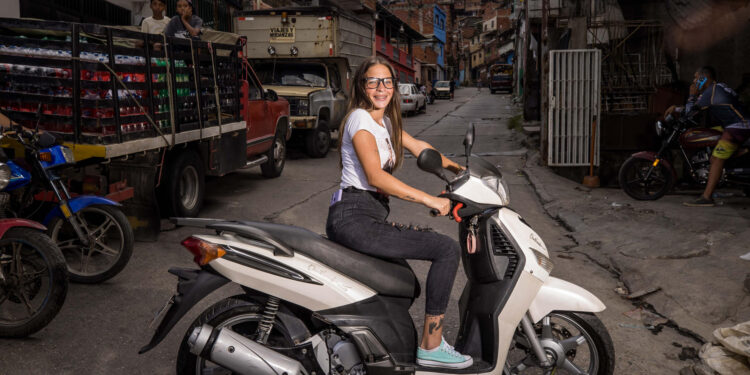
[0,88,672,374]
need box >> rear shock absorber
[256,296,280,344]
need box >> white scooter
[140,124,615,375]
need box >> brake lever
[429,202,464,223]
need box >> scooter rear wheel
[506,312,615,375]
[176,295,295,375]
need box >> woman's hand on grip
[425,196,451,216]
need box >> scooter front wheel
[48,205,134,284]
[506,312,615,375]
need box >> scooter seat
[231,221,419,299]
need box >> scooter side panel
[497,208,551,280]
[205,237,376,311]
[416,272,543,375]
[319,295,418,367]
[527,276,606,323]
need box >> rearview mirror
[417,148,449,182]
[264,89,278,101]
[464,123,475,167]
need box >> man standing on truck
[140,0,170,35]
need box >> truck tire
[305,120,331,158]
[163,150,205,217]
[260,125,286,178]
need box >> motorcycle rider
[665,66,750,207]
[327,56,472,369]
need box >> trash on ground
[700,343,750,374]
[713,321,750,357]
[614,286,630,296]
[679,346,699,361]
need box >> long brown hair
[338,56,404,170]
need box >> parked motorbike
[619,114,750,200]
[140,124,615,375]
[0,154,68,337]
[0,129,133,283]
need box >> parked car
[399,83,426,115]
[490,64,513,94]
[434,81,451,99]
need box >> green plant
[507,114,523,131]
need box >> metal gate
[548,49,601,166]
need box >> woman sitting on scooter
[326,56,471,369]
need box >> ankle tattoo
[428,317,444,335]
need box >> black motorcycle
[619,114,750,200]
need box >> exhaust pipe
[188,324,308,375]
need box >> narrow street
[0,88,737,374]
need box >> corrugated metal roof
[666,0,717,30]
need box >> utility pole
[540,0,549,163]
[522,0,529,117]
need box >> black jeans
[326,188,460,316]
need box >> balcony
[375,35,415,71]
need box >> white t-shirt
[340,109,396,191]
[141,16,170,35]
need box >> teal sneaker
[416,337,473,369]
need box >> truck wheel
[164,150,205,217]
[261,127,286,178]
[305,120,330,158]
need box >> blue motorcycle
[2,130,133,284]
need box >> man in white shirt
[141,0,170,35]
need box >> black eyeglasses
[364,77,395,89]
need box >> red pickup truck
[241,58,291,178]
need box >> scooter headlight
[481,176,510,205]
[0,163,10,190]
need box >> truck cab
[253,59,348,158]
[235,6,372,158]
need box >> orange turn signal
[181,236,227,266]
[39,152,53,162]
